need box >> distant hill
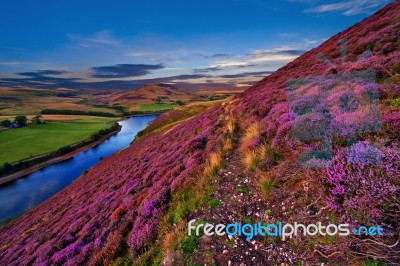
[92,83,238,112]
[0,2,399,265]
[0,84,239,115]
[92,83,196,112]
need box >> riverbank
[0,126,121,185]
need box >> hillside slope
[0,2,399,265]
[92,83,194,110]
[91,83,235,112]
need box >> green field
[0,117,114,165]
[137,103,177,112]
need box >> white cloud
[0,61,22,66]
[68,30,120,49]
[305,0,392,16]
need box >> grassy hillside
[135,100,228,139]
[0,88,120,116]
[137,103,178,112]
[0,2,398,265]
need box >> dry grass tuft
[243,145,267,169]
[240,122,259,151]
[204,152,222,177]
[222,137,232,152]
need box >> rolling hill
[0,83,239,116]
[0,2,399,265]
[91,83,238,112]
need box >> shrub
[57,145,73,155]
[190,135,207,151]
[0,119,11,127]
[325,143,399,226]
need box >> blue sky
[0,0,393,90]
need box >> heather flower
[325,145,400,225]
[347,141,383,164]
[381,42,394,54]
[128,219,158,254]
[50,242,82,264]
[248,137,260,149]
[190,135,208,150]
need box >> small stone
[223,249,229,254]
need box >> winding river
[0,115,156,224]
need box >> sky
[0,0,393,91]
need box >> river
[0,115,156,224]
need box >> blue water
[0,115,156,224]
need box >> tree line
[41,109,117,117]
[0,115,43,128]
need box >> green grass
[206,198,220,209]
[259,179,276,197]
[388,96,400,107]
[236,183,250,195]
[0,118,113,165]
[137,103,177,112]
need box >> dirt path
[189,149,299,265]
